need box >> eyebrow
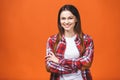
[60,16,74,18]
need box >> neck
[64,30,75,37]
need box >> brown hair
[54,4,85,55]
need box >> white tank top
[60,35,83,80]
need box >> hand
[46,51,59,64]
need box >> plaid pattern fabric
[46,34,94,80]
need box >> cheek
[60,20,64,25]
[70,20,76,24]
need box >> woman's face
[60,10,77,32]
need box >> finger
[45,56,48,59]
[45,55,51,59]
[49,51,54,55]
[47,57,52,62]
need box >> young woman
[45,4,94,80]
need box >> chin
[64,28,70,31]
[64,29,71,32]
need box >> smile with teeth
[64,24,71,28]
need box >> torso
[60,35,83,80]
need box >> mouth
[64,24,71,28]
[65,25,70,28]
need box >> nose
[65,19,69,24]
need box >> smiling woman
[1,0,119,80]
[60,10,77,33]
[45,4,94,80]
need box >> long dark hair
[54,4,85,55]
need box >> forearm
[46,61,77,74]
[59,39,94,70]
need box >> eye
[61,17,66,20]
[68,17,73,19]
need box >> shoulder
[83,34,93,42]
[47,34,58,43]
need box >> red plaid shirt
[46,34,94,80]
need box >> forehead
[60,10,74,17]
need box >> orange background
[0,0,120,80]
